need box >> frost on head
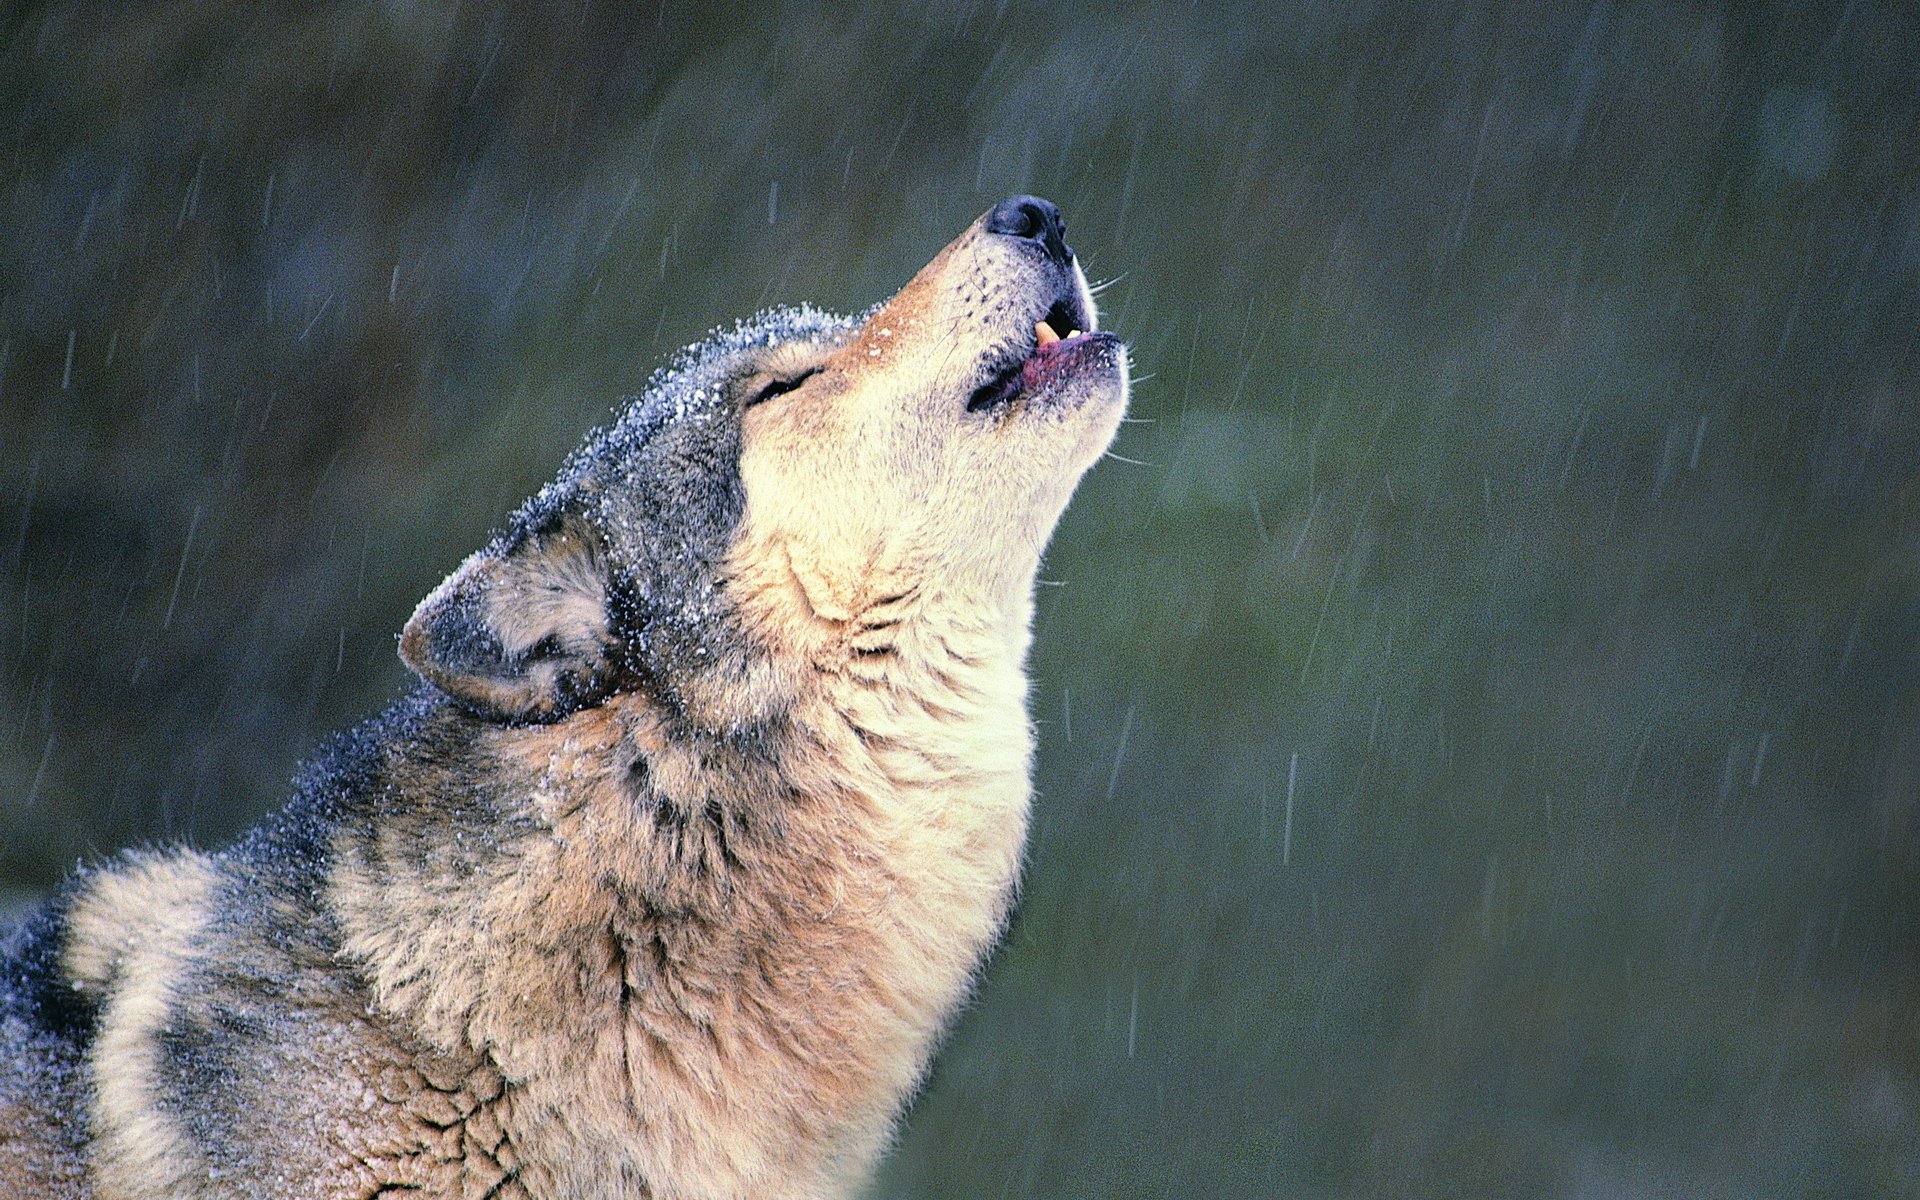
[399,305,854,724]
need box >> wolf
[0,196,1126,1199]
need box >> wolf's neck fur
[328,565,1035,1198]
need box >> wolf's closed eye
[744,367,821,408]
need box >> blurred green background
[4,2,1918,1195]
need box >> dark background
[4,2,1918,1195]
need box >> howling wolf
[0,195,1127,1199]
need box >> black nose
[985,194,1071,265]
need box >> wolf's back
[1,896,96,1200]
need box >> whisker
[1102,451,1152,466]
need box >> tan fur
[327,628,1034,1199]
[63,854,221,1200]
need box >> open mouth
[966,294,1109,413]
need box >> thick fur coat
[0,196,1127,1200]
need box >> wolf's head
[400,196,1127,728]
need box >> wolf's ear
[399,516,623,724]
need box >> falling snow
[3,4,1918,1198]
